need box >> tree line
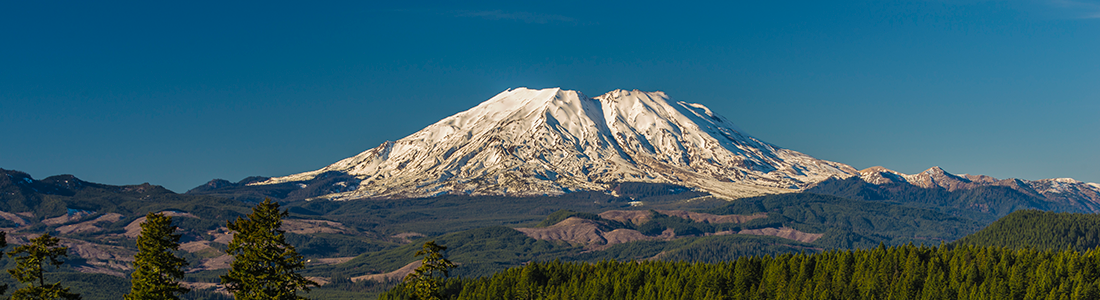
[382,243,1100,300]
[0,198,315,300]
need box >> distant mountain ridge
[823,166,1100,216]
[856,165,1100,196]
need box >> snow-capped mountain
[256,87,858,199]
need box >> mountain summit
[258,88,857,199]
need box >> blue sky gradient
[2,1,1098,192]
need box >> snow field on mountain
[256,88,861,199]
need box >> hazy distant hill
[184,170,362,202]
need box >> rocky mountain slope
[256,88,858,199]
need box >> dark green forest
[954,210,1100,252]
[382,244,1100,300]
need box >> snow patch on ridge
[857,166,1100,208]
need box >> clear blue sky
[2,1,1098,192]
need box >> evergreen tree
[221,198,316,300]
[404,241,457,300]
[126,212,189,300]
[0,231,7,296]
[6,233,80,300]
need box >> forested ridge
[805,177,1080,222]
[954,210,1100,252]
[382,244,1100,300]
[705,193,983,248]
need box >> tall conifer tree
[6,233,80,300]
[126,212,189,300]
[404,241,457,300]
[0,231,7,296]
[221,198,316,300]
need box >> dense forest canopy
[954,210,1100,252]
[382,244,1100,300]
